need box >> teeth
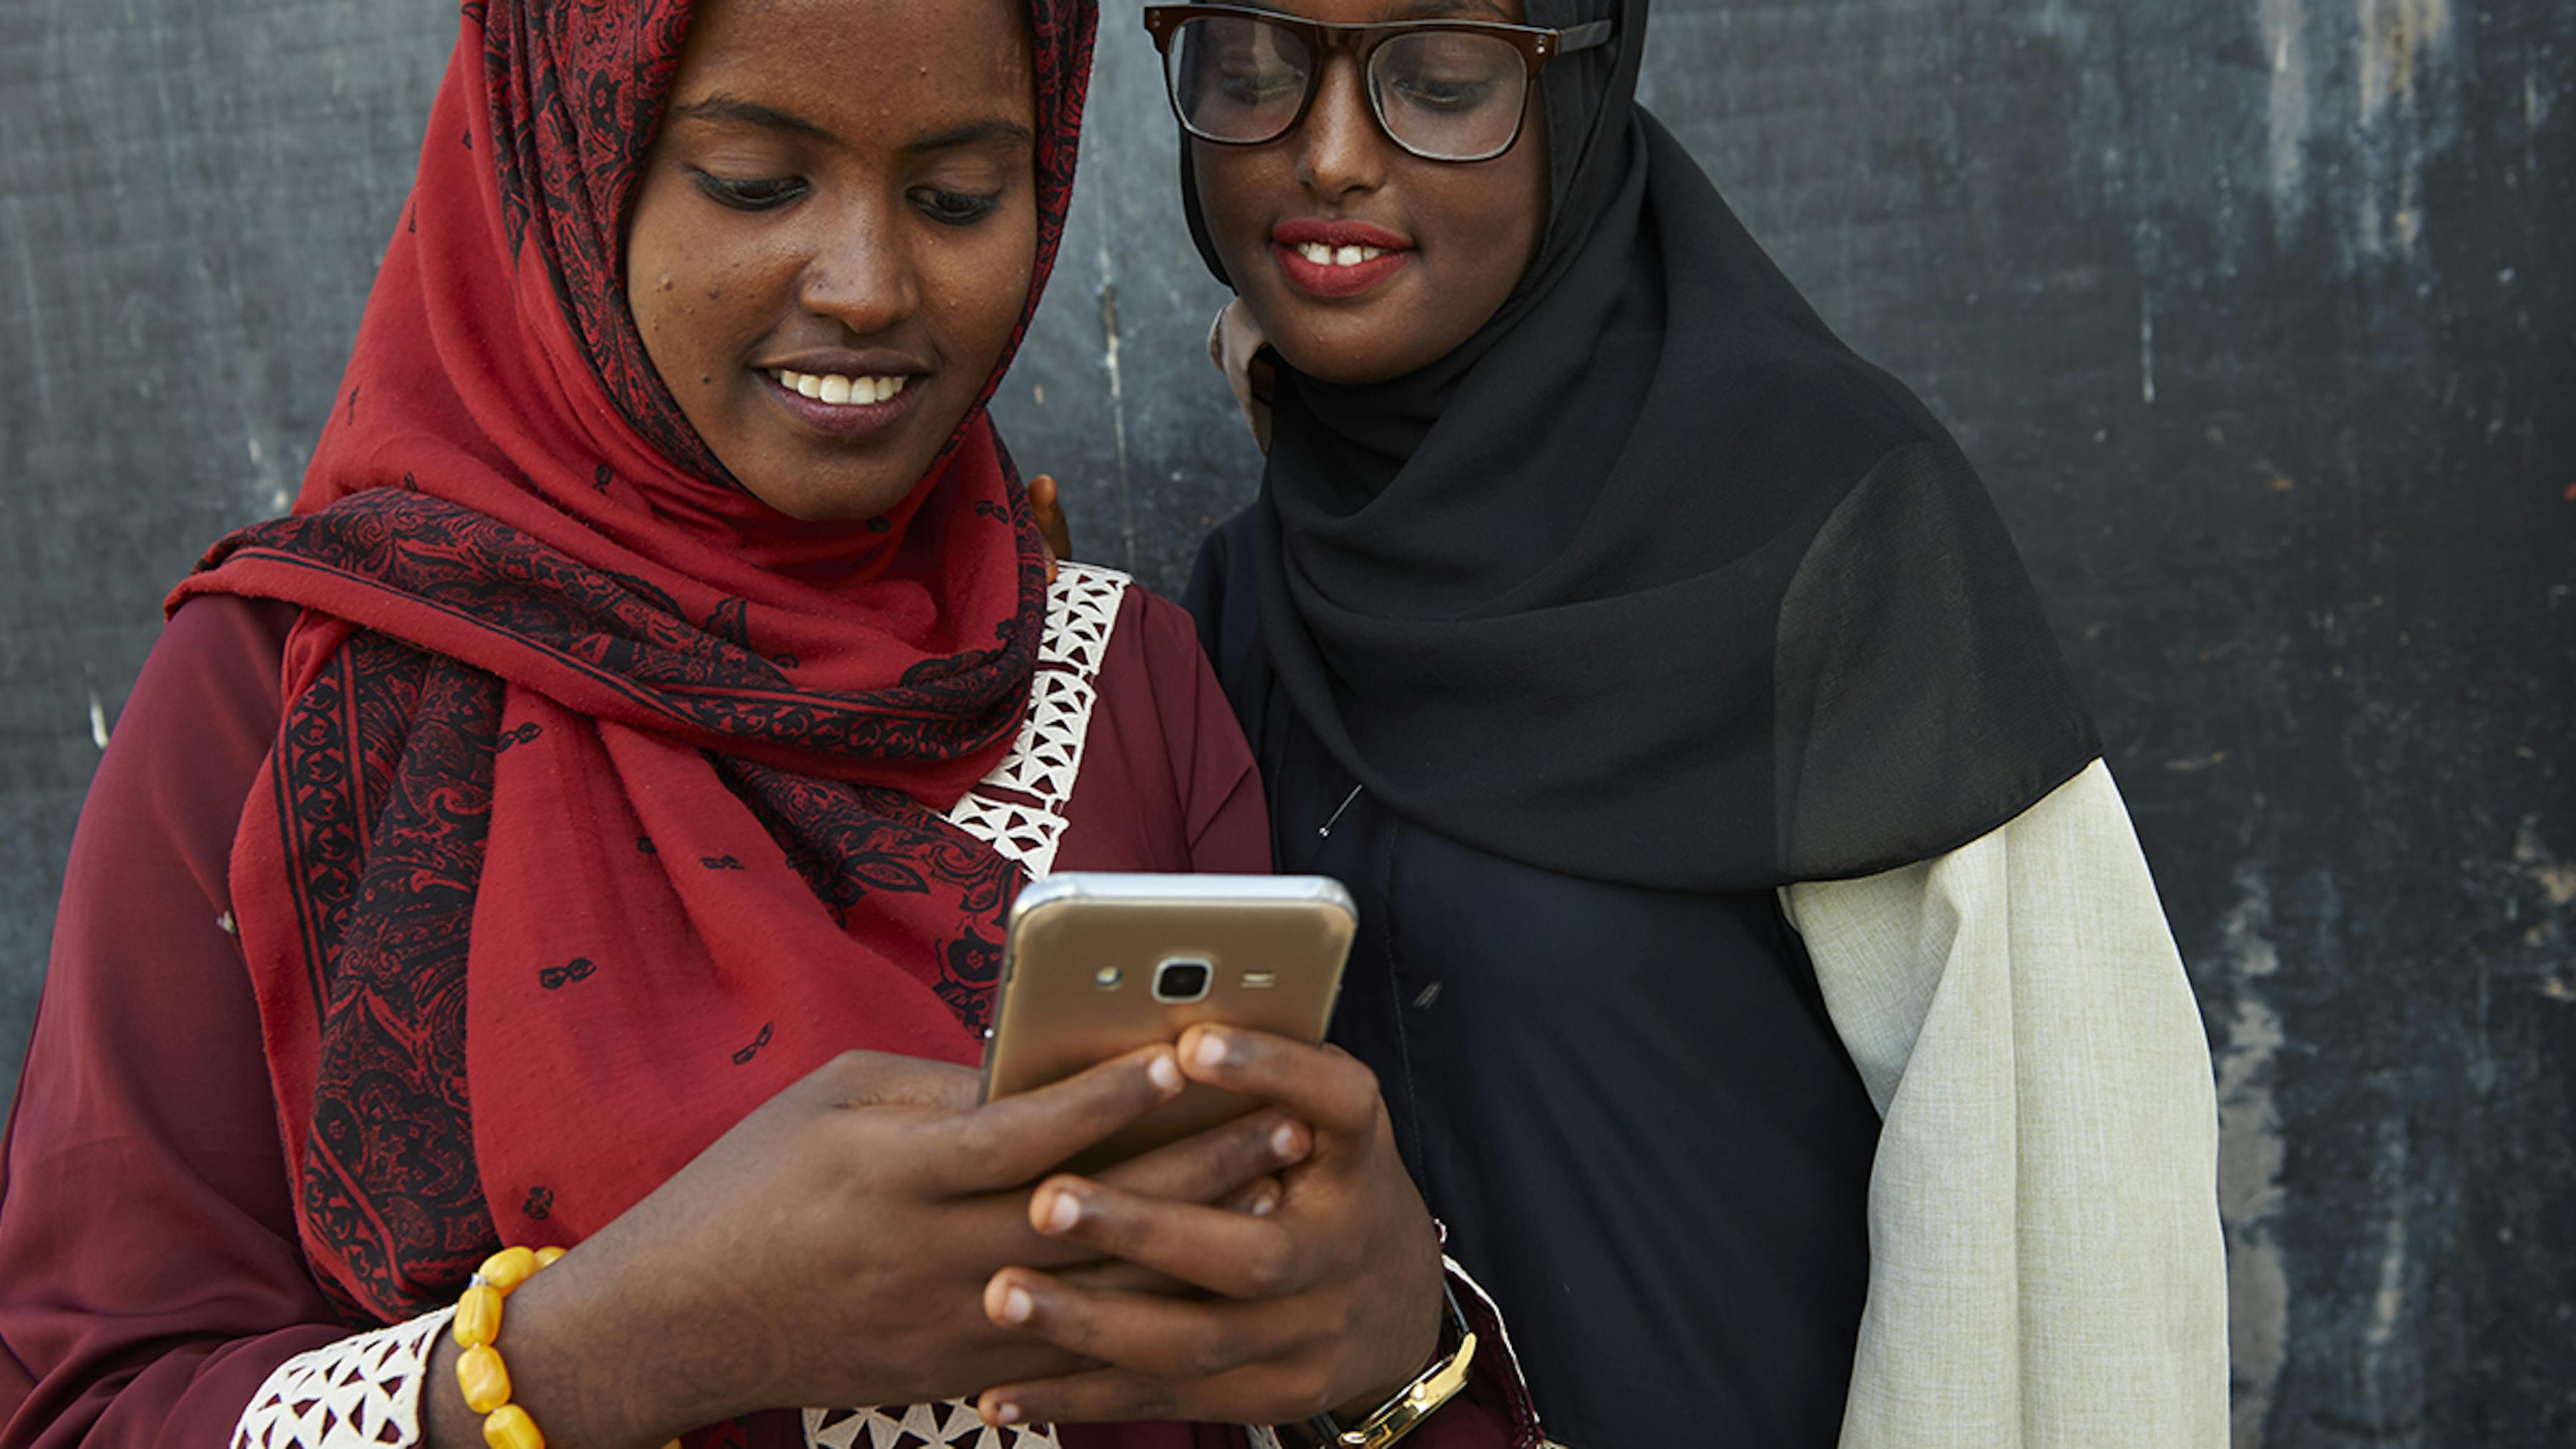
[1296,242,1390,267]
[772,370,912,408]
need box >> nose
[1294,52,1387,201]
[797,197,920,336]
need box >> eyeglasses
[1141,4,1615,164]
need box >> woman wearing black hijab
[1147,1,2229,1442]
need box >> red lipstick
[1271,219,1415,301]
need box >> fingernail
[995,1402,1023,1426]
[1192,1030,1230,1070]
[1250,1186,1279,1217]
[1272,1121,1307,1161]
[999,1285,1033,1324]
[1148,1051,1184,1094]
[1044,1189,1082,1234]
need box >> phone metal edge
[980,873,1357,1105]
[1008,871,1357,924]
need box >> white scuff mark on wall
[2351,0,2455,258]
[4,197,59,419]
[2512,820,2576,907]
[241,420,298,517]
[88,691,111,751]
[2139,297,2157,404]
[2253,0,2462,265]
[2260,0,2313,210]
[2356,0,2451,120]
[2029,0,2093,45]
[1096,239,1140,570]
[2214,865,2289,1448]
[2359,1124,2415,1432]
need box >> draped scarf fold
[169,0,1099,1325]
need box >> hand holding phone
[980,872,1357,1174]
[972,1021,1450,1430]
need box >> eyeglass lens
[1166,16,1529,162]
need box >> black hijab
[1183,0,2099,891]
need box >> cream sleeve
[1779,759,2228,1448]
[1208,298,1274,452]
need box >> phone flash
[1094,967,1123,989]
[1241,971,1278,989]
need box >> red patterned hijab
[170,0,1097,1324]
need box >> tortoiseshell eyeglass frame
[1141,3,1616,163]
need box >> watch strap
[1274,1283,1475,1449]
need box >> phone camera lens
[1153,958,1213,1003]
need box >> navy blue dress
[1189,515,1884,1448]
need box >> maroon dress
[0,592,1533,1448]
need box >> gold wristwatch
[1276,1284,1478,1449]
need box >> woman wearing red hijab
[0,2,1536,1447]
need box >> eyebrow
[665,97,1031,155]
[903,119,1037,155]
[667,96,832,142]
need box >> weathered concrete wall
[3,1,2569,1442]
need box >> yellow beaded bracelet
[452,1245,570,1449]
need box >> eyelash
[693,172,806,210]
[688,171,1002,227]
[910,187,1005,226]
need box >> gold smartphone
[980,872,1357,1174]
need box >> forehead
[671,0,1035,117]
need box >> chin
[1246,303,1430,392]
[1269,330,1418,389]
[734,473,909,524]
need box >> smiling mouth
[770,369,914,407]
[1289,241,1396,268]
[1271,241,1413,301]
[761,366,926,441]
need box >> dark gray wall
[4,1,2570,1443]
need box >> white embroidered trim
[805,1402,1062,1449]
[824,567,1121,1449]
[228,1305,1065,1449]
[233,1306,454,1449]
[945,562,1129,877]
